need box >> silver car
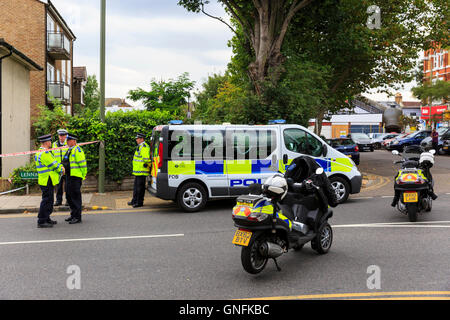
[349,133,374,152]
[421,127,449,152]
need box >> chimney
[395,93,403,106]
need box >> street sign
[19,171,38,180]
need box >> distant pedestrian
[128,133,151,208]
[431,128,439,154]
[35,134,65,228]
[52,129,69,206]
[64,134,87,224]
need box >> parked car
[368,133,385,140]
[442,138,450,155]
[387,130,431,152]
[327,138,360,165]
[382,133,410,149]
[420,127,449,153]
[372,133,400,149]
[349,133,374,152]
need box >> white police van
[148,121,362,212]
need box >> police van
[148,121,362,212]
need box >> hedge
[22,108,174,185]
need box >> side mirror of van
[316,168,324,175]
[322,144,328,157]
[392,150,399,156]
[429,149,436,155]
[283,154,288,165]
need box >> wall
[0,0,46,122]
[1,57,31,178]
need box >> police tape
[0,141,101,158]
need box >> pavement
[0,191,172,214]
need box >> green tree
[225,0,449,134]
[33,93,71,140]
[412,80,450,106]
[84,75,101,114]
[128,72,195,113]
[178,0,315,96]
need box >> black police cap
[38,134,52,142]
[136,133,146,139]
[67,134,78,141]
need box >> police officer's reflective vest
[65,145,87,180]
[133,142,151,176]
[35,148,63,186]
[52,140,69,165]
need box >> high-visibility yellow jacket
[133,142,151,176]
[35,148,63,186]
[52,140,69,165]
[65,145,87,180]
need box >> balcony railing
[47,32,71,60]
[48,82,70,103]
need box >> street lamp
[98,0,106,194]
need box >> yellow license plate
[444,146,448,150]
[403,192,418,203]
[347,155,352,158]
[232,230,252,247]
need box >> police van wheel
[329,176,350,204]
[178,183,207,212]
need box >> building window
[47,63,54,82]
[47,14,55,32]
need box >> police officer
[128,133,151,208]
[64,134,87,224]
[52,129,69,206]
[35,134,65,228]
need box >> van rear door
[149,126,163,192]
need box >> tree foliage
[412,80,450,105]
[128,72,195,113]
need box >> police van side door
[225,127,278,196]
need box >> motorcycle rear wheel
[406,203,418,222]
[241,235,268,274]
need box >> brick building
[0,0,76,119]
[73,66,87,108]
[423,44,449,84]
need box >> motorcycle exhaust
[259,242,284,259]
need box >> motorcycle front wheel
[241,234,268,274]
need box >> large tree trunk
[221,0,314,96]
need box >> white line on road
[334,221,450,228]
[0,233,185,246]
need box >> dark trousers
[38,179,54,224]
[432,142,439,153]
[132,176,147,206]
[55,175,66,204]
[67,176,83,219]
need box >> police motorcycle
[391,145,437,222]
[232,156,338,274]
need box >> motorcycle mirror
[316,167,324,175]
[392,150,399,156]
[429,149,436,155]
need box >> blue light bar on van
[268,119,286,124]
[169,120,184,125]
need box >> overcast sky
[51,0,419,104]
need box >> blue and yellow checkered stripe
[168,157,354,175]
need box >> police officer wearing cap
[35,134,65,228]
[128,133,151,208]
[64,134,87,224]
[52,129,69,206]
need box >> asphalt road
[0,152,449,300]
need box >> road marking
[381,196,394,198]
[334,221,450,229]
[351,197,374,200]
[0,233,184,246]
[243,291,450,300]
